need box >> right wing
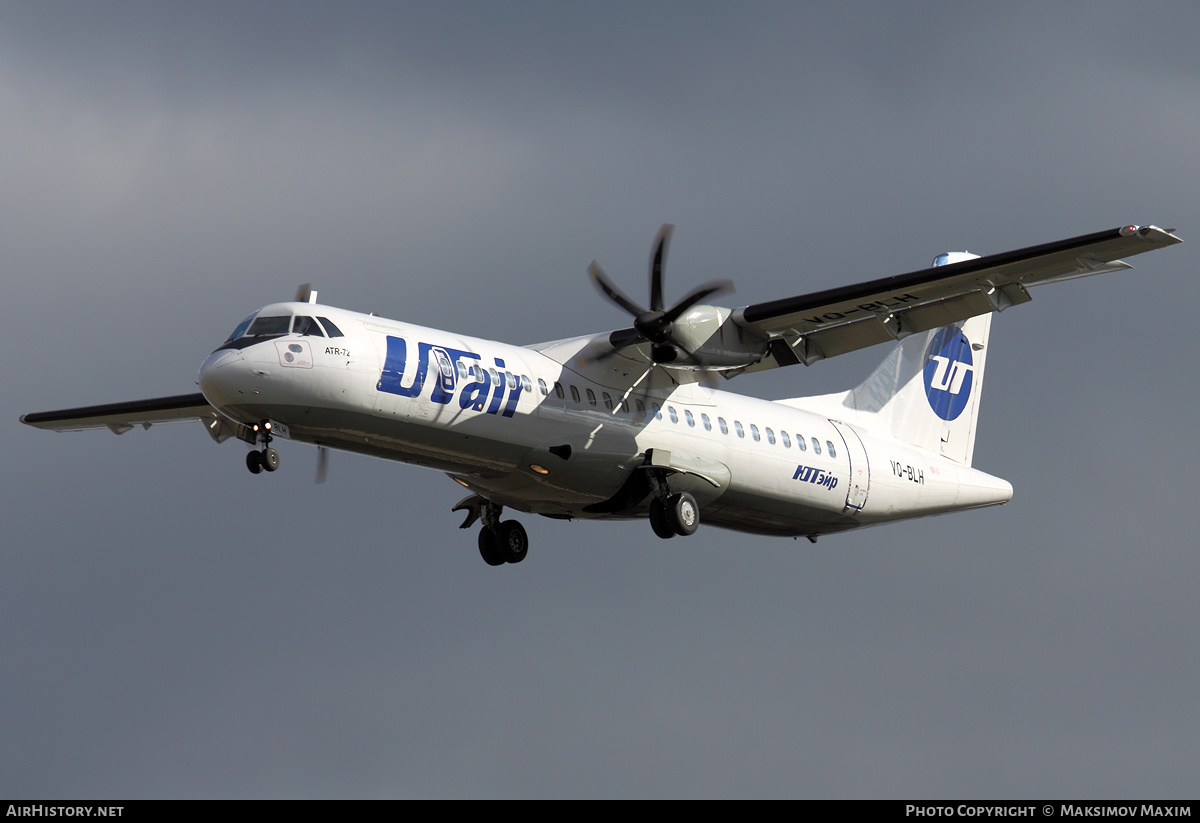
[727,224,1181,371]
[21,392,240,442]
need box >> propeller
[588,225,732,364]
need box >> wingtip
[1123,224,1183,244]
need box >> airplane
[21,224,1181,566]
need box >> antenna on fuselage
[315,445,329,484]
[295,283,318,304]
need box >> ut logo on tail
[922,327,974,421]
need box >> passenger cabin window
[796,434,806,452]
[750,424,761,442]
[538,378,548,395]
[292,316,325,336]
[602,392,613,411]
[718,417,728,435]
[586,388,597,406]
[570,385,580,403]
[766,427,776,445]
[701,413,712,431]
[684,409,695,427]
[555,382,565,399]
[457,361,470,380]
[317,317,344,338]
[668,406,678,424]
[507,373,518,390]
[734,421,745,438]
[811,437,821,455]
[781,431,791,448]
[826,441,837,458]
[635,400,646,417]
[653,404,662,420]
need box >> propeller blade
[662,279,734,324]
[581,327,648,366]
[315,445,329,484]
[649,224,674,312]
[587,226,735,369]
[608,327,645,349]
[589,262,647,318]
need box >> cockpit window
[317,317,344,338]
[225,314,257,343]
[246,316,291,337]
[292,316,325,336]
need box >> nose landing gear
[244,421,280,475]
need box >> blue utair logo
[792,464,838,490]
[377,336,524,418]
[922,327,974,421]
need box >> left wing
[728,224,1180,371]
[21,393,240,442]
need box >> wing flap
[894,290,1001,333]
[798,316,898,363]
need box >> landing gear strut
[245,421,280,475]
[476,500,528,566]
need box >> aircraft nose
[198,349,247,409]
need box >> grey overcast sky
[3,1,1198,798]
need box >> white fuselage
[198,302,1012,538]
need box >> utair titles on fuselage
[21,224,1182,566]
[376,336,525,418]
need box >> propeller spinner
[588,225,733,364]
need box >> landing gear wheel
[649,498,676,539]
[667,492,699,536]
[246,450,263,474]
[478,528,505,566]
[497,520,528,564]
[261,447,280,472]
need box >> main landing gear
[647,472,700,539]
[245,421,280,475]
[475,500,528,566]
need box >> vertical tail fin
[781,312,993,466]
[843,312,992,466]
[779,249,998,466]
